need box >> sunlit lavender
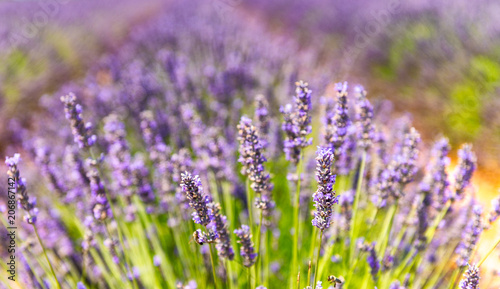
[1,1,500,289]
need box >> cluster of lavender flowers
[281,81,313,164]
[5,154,38,224]
[323,82,350,162]
[2,1,500,289]
[312,147,338,231]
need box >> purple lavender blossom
[459,264,480,289]
[6,154,38,224]
[237,116,272,195]
[234,224,257,267]
[180,172,213,226]
[324,82,350,160]
[389,281,405,289]
[415,184,432,250]
[488,193,500,224]
[86,158,111,221]
[453,144,477,200]
[376,127,421,204]
[423,138,451,207]
[336,126,357,175]
[77,281,87,289]
[173,149,194,214]
[255,94,271,148]
[361,242,380,281]
[131,155,156,208]
[354,85,374,150]
[64,146,90,186]
[339,190,354,232]
[312,147,338,231]
[103,115,133,191]
[103,114,135,220]
[60,93,97,149]
[140,110,174,210]
[180,104,206,154]
[209,202,235,260]
[280,81,313,164]
[393,127,420,188]
[456,205,483,267]
[35,147,68,198]
[153,255,161,267]
[177,280,198,289]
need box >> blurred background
[0,0,499,280]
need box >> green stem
[393,248,416,278]
[255,210,264,285]
[449,268,463,289]
[368,207,379,227]
[291,155,304,287]
[90,148,137,288]
[209,244,218,289]
[33,224,62,289]
[248,268,251,289]
[360,270,370,289]
[377,203,398,255]
[225,260,232,289]
[265,229,271,287]
[313,231,323,289]
[308,227,318,270]
[478,238,500,266]
[104,221,137,289]
[307,261,312,288]
[349,151,367,264]
[246,179,254,234]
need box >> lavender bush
[1,1,500,289]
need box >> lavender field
[1,1,500,288]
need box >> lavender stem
[208,243,218,289]
[246,178,254,234]
[291,153,303,288]
[254,209,264,285]
[478,238,500,266]
[349,151,367,264]
[33,224,61,289]
[312,230,323,289]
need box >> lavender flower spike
[180,172,212,226]
[488,192,500,224]
[234,225,257,267]
[459,264,480,289]
[60,93,97,149]
[280,81,313,164]
[453,144,477,200]
[87,158,111,221]
[6,154,38,224]
[237,116,272,195]
[312,147,338,231]
[255,94,270,148]
[210,202,235,260]
[324,82,350,160]
[361,242,380,281]
[456,205,483,267]
[354,85,374,150]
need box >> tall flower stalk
[6,154,61,289]
[323,82,350,164]
[349,85,374,264]
[237,116,273,285]
[281,81,313,287]
[311,147,337,288]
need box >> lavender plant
[1,2,500,289]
